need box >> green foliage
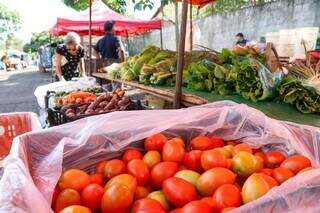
[63,0,127,14]
[23,31,63,53]
[0,3,21,36]
[6,36,23,51]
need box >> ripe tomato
[212,184,242,212]
[226,159,232,169]
[96,160,108,174]
[51,185,60,208]
[135,186,151,200]
[144,133,168,151]
[231,152,261,177]
[223,145,234,158]
[101,183,134,213]
[257,168,273,176]
[242,173,278,204]
[162,139,185,163]
[196,168,236,196]
[181,200,212,213]
[174,170,200,187]
[151,161,179,188]
[143,151,162,169]
[272,167,295,184]
[89,173,104,186]
[264,151,286,168]
[255,152,265,160]
[182,150,203,173]
[163,177,198,207]
[280,155,311,174]
[131,198,165,213]
[201,149,228,170]
[200,197,215,210]
[59,169,90,192]
[190,135,214,151]
[122,149,143,164]
[104,159,126,179]
[148,190,170,211]
[55,189,81,213]
[127,159,150,185]
[221,207,236,213]
[232,143,252,157]
[210,136,225,148]
[81,184,104,211]
[60,205,91,213]
[105,174,137,193]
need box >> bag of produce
[0,101,320,212]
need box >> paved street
[0,67,51,114]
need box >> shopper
[93,21,125,67]
[55,32,85,81]
[235,33,249,47]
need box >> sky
[1,0,159,43]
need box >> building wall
[128,0,320,54]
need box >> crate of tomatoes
[0,101,320,213]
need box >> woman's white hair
[64,32,81,45]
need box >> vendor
[93,21,125,67]
[55,32,85,81]
[235,33,249,47]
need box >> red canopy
[49,0,162,36]
[178,0,216,7]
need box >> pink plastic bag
[0,101,320,213]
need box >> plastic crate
[0,112,41,159]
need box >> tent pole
[175,1,179,51]
[189,4,193,51]
[173,0,188,109]
[89,0,93,76]
[126,31,130,56]
[160,5,164,50]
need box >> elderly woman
[55,32,85,81]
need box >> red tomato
[280,155,311,174]
[59,169,90,192]
[104,159,126,179]
[60,205,91,213]
[81,183,104,211]
[182,150,203,173]
[162,139,185,163]
[144,133,168,151]
[212,184,242,212]
[181,200,212,213]
[201,149,228,170]
[101,183,134,213]
[272,167,295,184]
[264,151,286,168]
[51,185,60,208]
[232,144,252,156]
[134,186,151,200]
[143,151,162,169]
[200,197,215,210]
[151,162,179,188]
[131,198,165,213]
[210,136,225,148]
[196,168,236,196]
[255,152,266,160]
[190,135,214,151]
[257,168,273,176]
[122,149,143,164]
[105,174,137,194]
[96,160,108,174]
[89,173,104,186]
[162,177,198,207]
[127,159,150,185]
[55,189,81,213]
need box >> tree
[6,36,23,51]
[63,0,128,14]
[23,31,63,53]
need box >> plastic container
[0,112,41,159]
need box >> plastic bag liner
[1,101,320,213]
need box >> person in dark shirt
[93,21,124,66]
[235,33,249,47]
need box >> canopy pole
[160,5,164,49]
[89,0,93,76]
[175,1,179,51]
[173,0,188,109]
[189,4,193,51]
[126,31,130,56]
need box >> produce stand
[92,73,320,127]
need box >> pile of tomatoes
[52,133,313,213]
